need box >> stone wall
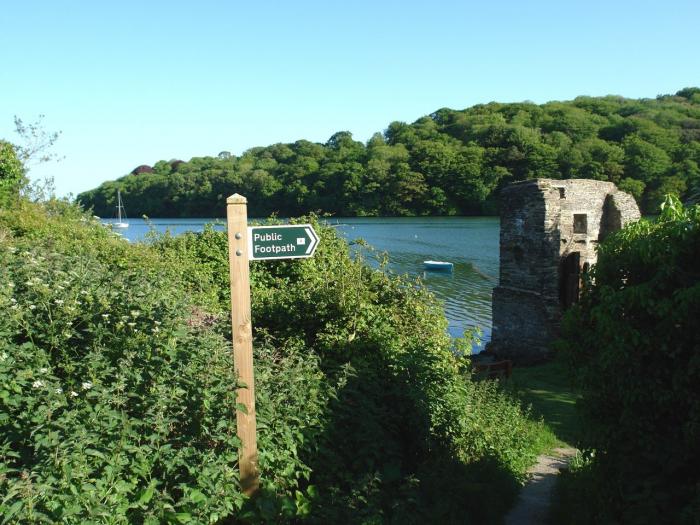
[488,179,640,363]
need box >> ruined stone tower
[488,179,640,363]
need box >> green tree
[617,177,645,202]
[623,135,672,183]
[572,139,625,181]
[0,141,25,205]
[12,115,62,168]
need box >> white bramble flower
[29,304,36,310]
[127,322,136,328]
[32,380,45,388]
[70,391,79,397]
[0,352,8,362]
[55,387,63,394]
[40,367,48,374]
[81,381,92,390]
[101,314,109,318]
[8,283,14,288]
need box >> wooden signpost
[226,194,319,496]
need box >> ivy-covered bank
[0,195,551,523]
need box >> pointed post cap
[227,193,247,204]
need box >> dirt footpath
[504,447,577,525]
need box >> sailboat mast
[113,190,129,228]
[117,190,123,222]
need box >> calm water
[108,217,499,349]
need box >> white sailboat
[114,190,129,228]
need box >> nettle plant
[0,229,246,523]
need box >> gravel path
[504,447,577,525]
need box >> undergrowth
[1,198,547,523]
[554,197,700,524]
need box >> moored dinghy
[424,260,454,271]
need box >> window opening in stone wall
[573,213,588,234]
[558,187,566,199]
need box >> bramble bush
[1,199,547,523]
[556,196,700,524]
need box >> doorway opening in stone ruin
[599,194,622,242]
[559,251,581,309]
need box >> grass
[508,359,580,448]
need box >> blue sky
[1,0,699,197]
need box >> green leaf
[165,512,193,524]
[85,448,105,459]
[136,486,154,506]
[2,501,23,524]
[188,489,207,504]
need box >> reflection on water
[328,217,499,351]
[113,216,499,350]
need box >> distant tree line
[78,88,700,218]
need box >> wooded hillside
[78,88,700,217]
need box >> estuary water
[110,217,500,349]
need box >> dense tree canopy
[78,89,700,217]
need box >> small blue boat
[424,260,454,271]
